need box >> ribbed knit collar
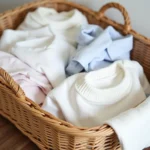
[75,63,132,105]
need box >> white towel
[106,96,150,150]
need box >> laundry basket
[0,0,150,150]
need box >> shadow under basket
[0,0,150,150]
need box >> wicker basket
[0,0,150,149]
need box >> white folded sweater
[11,36,76,87]
[18,7,88,46]
[42,60,150,127]
[0,26,53,52]
[106,96,150,150]
[0,26,76,87]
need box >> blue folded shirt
[66,25,133,76]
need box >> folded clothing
[11,35,76,87]
[0,8,88,87]
[0,51,52,104]
[13,74,46,104]
[66,25,133,76]
[0,26,53,52]
[42,60,150,127]
[106,96,150,150]
[18,7,88,46]
[0,26,76,87]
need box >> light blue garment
[66,25,133,76]
[77,24,103,49]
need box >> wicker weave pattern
[0,0,149,149]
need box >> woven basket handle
[98,2,131,34]
[0,68,25,99]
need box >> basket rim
[0,0,143,137]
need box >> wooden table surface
[0,115,150,150]
[0,116,39,150]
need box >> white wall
[0,0,150,37]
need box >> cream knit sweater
[42,60,150,127]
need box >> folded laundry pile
[0,7,88,87]
[0,6,150,150]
